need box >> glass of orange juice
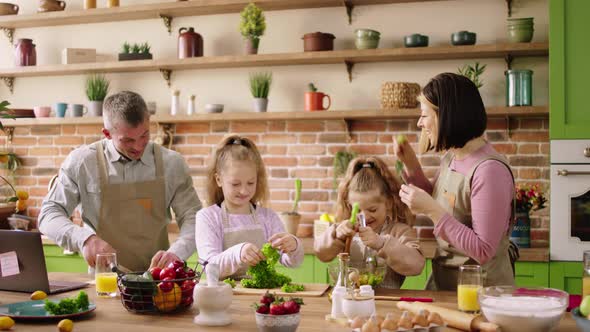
[96,253,118,298]
[457,265,483,314]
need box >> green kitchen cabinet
[401,259,432,290]
[515,262,550,287]
[550,261,583,295]
[549,0,590,139]
[43,245,88,273]
[276,255,316,284]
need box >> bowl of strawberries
[254,291,303,332]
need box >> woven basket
[380,82,421,109]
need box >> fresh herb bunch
[239,3,266,40]
[281,283,304,293]
[249,72,272,98]
[457,62,487,89]
[85,74,110,101]
[44,291,89,315]
[515,184,547,213]
[241,243,291,289]
[223,278,237,288]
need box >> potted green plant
[249,72,272,112]
[118,41,153,61]
[457,62,486,89]
[333,150,356,189]
[239,3,266,55]
[279,179,302,235]
[85,74,110,117]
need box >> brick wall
[3,116,550,247]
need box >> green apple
[580,295,590,316]
[396,134,407,145]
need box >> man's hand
[240,243,265,266]
[269,233,297,253]
[82,235,116,267]
[150,251,181,269]
[358,226,385,250]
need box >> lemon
[0,316,15,330]
[396,134,407,145]
[16,190,29,201]
[30,290,48,300]
[57,319,74,332]
[153,283,181,312]
[320,213,334,223]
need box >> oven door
[550,164,590,261]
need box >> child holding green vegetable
[314,156,425,289]
[195,134,303,279]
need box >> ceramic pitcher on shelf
[37,0,66,13]
[14,39,36,67]
[178,27,203,59]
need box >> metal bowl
[204,104,224,113]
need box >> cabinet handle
[585,148,590,158]
[557,169,590,176]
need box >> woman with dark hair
[395,73,516,291]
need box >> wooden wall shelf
[0,0,445,30]
[2,106,548,127]
[0,43,548,82]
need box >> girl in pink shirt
[195,134,303,279]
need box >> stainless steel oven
[550,140,590,261]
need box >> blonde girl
[195,134,303,279]
[314,156,424,289]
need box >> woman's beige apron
[95,141,169,272]
[426,152,517,291]
[220,202,267,279]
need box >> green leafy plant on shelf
[121,41,151,54]
[239,3,266,51]
[249,72,272,99]
[0,99,27,212]
[457,62,487,89]
[85,74,110,102]
[333,150,356,189]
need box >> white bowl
[479,286,568,332]
[255,313,300,332]
[205,104,224,113]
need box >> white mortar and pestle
[193,263,233,326]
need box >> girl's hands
[335,220,357,241]
[358,226,385,250]
[269,232,297,253]
[240,243,265,266]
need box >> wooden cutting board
[233,283,330,297]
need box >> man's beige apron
[426,151,516,291]
[220,202,267,279]
[95,141,169,272]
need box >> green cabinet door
[550,261,583,294]
[401,259,431,290]
[550,0,590,139]
[515,262,549,287]
[275,255,316,284]
[43,245,88,273]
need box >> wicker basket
[380,82,421,109]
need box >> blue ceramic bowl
[451,31,476,46]
[573,308,590,332]
[404,34,429,47]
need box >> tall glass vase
[510,209,531,248]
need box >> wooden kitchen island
[0,273,580,331]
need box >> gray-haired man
[39,91,201,271]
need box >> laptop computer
[0,230,88,294]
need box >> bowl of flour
[479,286,568,332]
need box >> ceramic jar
[14,39,36,67]
[178,27,203,58]
[355,29,380,50]
[507,17,534,43]
[302,32,335,52]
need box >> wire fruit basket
[117,261,202,314]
